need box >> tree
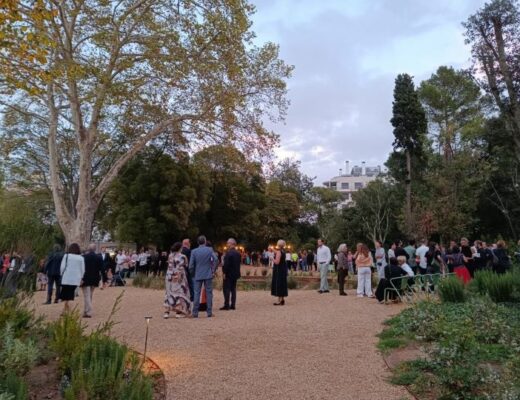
[418,66,483,160]
[390,74,427,236]
[100,149,209,248]
[307,187,343,242]
[352,180,401,244]
[0,0,292,248]
[464,0,520,161]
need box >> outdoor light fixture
[143,316,152,364]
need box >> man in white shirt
[316,238,332,293]
[415,239,429,275]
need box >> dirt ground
[33,285,411,400]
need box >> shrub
[0,295,39,337]
[438,276,466,303]
[49,311,86,374]
[0,372,27,400]
[0,324,39,376]
[261,269,268,277]
[472,270,514,303]
[63,334,152,400]
[287,276,297,290]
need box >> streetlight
[143,316,152,365]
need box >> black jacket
[82,251,103,286]
[44,251,64,276]
[223,249,241,280]
[384,264,405,281]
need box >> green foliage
[63,335,152,400]
[0,191,57,258]
[470,270,515,302]
[0,373,27,400]
[0,324,39,376]
[131,275,165,290]
[49,310,86,374]
[0,295,38,337]
[287,276,297,290]
[381,297,520,399]
[438,276,466,303]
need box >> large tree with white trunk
[0,0,292,248]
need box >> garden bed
[378,268,520,400]
[0,291,166,400]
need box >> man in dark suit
[221,238,241,310]
[189,235,218,318]
[44,244,64,304]
[99,247,112,288]
[82,244,103,317]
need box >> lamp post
[143,316,152,364]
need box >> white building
[323,161,382,206]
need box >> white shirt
[388,249,396,259]
[317,245,331,264]
[416,245,429,269]
[401,263,414,277]
[60,253,85,286]
[285,252,292,261]
[138,252,148,264]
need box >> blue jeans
[192,279,213,317]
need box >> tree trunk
[405,150,413,237]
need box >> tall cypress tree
[390,74,427,237]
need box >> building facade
[323,161,382,206]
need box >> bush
[63,334,152,400]
[439,276,466,303]
[0,372,27,400]
[261,269,268,277]
[49,311,86,374]
[0,324,39,376]
[0,295,39,337]
[472,270,514,302]
[287,276,297,290]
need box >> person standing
[220,238,241,310]
[306,250,315,272]
[415,239,429,275]
[181,239,194,302]
[82,244,103,318]
[374,240,387,281]
[316,239,332,294]
[492,240,511,274]
[100,247,112,289]
[59,243,85,314]
[164,242,192,319]
[404,240,417,273]
[461,238,475,278]
[354,243,374,298]
[337,244,349,296]
[43,244,64,304]
[271,240,288,305]
[189,236,217,318]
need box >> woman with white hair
[271,239,288,306]
[337,244,349,296]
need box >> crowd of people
[3,235,517,319]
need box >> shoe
[230,306,235,310]
[323,290,330,293]
[339,292,347,296]
[82,314,92,318]
[43,301,51,305]
[356,294,363,298]
[368,294,375,298]
[175,314,186,319]
[163,312,170,319]
[54,299,59,304]
[207,314,214,318]
[192,315,198,318]
[219,306,230,311]
[317,290,323,294]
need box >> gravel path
[33,286,411,400]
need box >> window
[330,182,337,189]
[341,182,349,189]
[354,182,363,190]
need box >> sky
[251,0,488,185]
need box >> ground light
[143,316,152,364]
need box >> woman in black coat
[375,257,405,302]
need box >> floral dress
[164,253,192,315]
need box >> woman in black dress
[271,239,288,306]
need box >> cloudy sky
[251,0,487,184]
